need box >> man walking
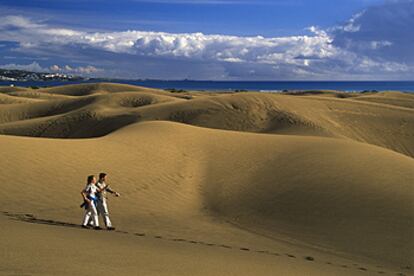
[96,172,120,230]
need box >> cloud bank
[49,64,102,74]
[0,0,413,80]
[0,61,46,72]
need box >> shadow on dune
[3,212,81,228]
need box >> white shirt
[96,181,113,201]
[84,183,99,199]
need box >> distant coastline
[1,79,414,93]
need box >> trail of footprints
[3,211,411,276]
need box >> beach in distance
[0,83,413,275]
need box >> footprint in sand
[134,233,146,237]
[304,256,314,261]
[239,247,250,251]
[171,238,186,242]
[286,254,296,258]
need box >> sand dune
[0,83,413,275]
[353,91,414,109]
[0,92,41,104]
[0,84,413,157]
[0,86,30,93]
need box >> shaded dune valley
[0,83,413,276]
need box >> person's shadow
[3,211,81,229]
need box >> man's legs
[98,199,112,228]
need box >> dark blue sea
[2,80,414,92]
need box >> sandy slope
[0,83,413,275]
[0,84,413,156]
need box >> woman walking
[81,175,107,230]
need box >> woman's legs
[82,208,92,226]
[90,202,99,227]
[82,202,99,227]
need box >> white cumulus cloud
[50,64,102,74]
[0,61,46,72]
[0,15,337,67]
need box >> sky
[0,0,413,80]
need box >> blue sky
[0,0,413,80]
[0,0,384,35]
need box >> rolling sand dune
[0,83,413,275]
[352,91,414,109]
[0,84,413,156]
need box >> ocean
[2,80,414,92]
